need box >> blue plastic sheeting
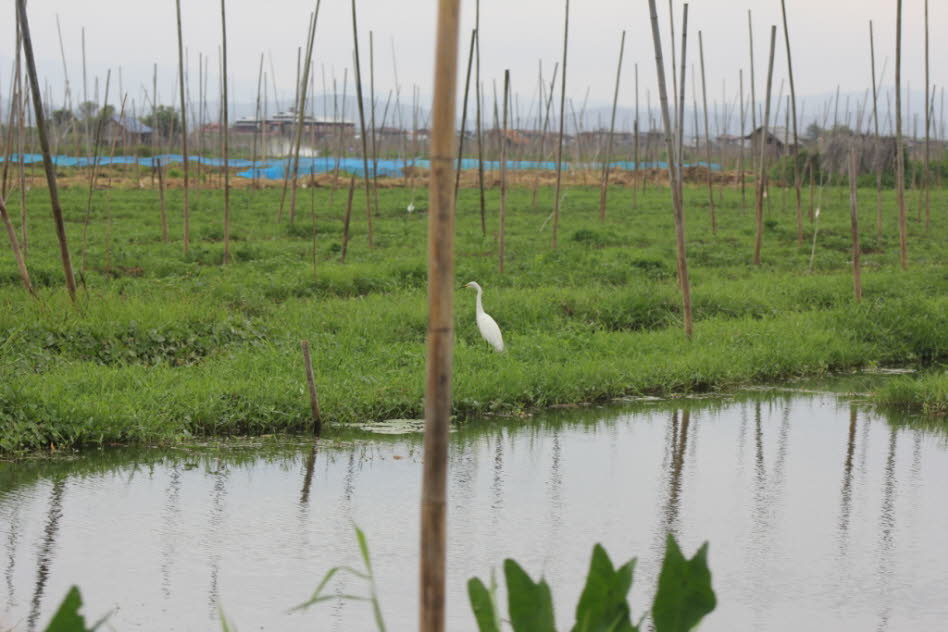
[0,153,720,179]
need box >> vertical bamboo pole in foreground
[16,0,77,301]
[647,0,692,339]
[420,0,461,629]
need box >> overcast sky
[4,0,946,129]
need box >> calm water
[1,389,947,631]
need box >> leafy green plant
[43,586,109,632]
[468,535,715,632]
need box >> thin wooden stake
[351,0,374,248]
[698,31,716,234]
[754,26,778,266]
[0,194,33,295]
[16,0,77,301]
[499,70,509,273]
[156,157,169,241]
[300,340,322,435]
[895,0,907,269]
[923,0,931,229]
[551,0,569,249]
[221,0,231,263]
[288,6,321,225]
[848,149,862,302]
[647,0,692,339]
[454,29,477,202]
[420,0,461,629]
[340,176,355,263]
[780,0,803,245]
[599,31,626,222]
[174,0,191,254]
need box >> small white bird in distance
[407,201,415,213]
[464,282,505,352]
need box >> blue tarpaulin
[0,153,720,179]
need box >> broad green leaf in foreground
[651,535,716,632]
[504,558,557,632]
[570,544,638,632]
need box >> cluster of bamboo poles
[0,2,943,628]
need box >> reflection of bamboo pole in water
[160,466,182,599]
[27,478,66,632]
[662,409,691,534]
[300,443,318,506]
[545,430,564,560]
[837,406,858,555]
[4,502,21,609]
[876,426,898,630]
[206,466,229,617]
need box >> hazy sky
[4,0,945,127]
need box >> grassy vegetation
[0,173,945,452]
[874,371,948,415]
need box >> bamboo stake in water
[174,0,190,255]
[351,0,374,248]
[894,0,907,269]
[499,70,509,273]
[300,340,322,435]
[754,26,778,266]
[16,0,77,301]
[698,31,716,234]
[780,0,803,245]
[647,0,692,339]
[599,31,626,222]
[551,0,570,249]
[421,0,461,629]
[847,149,862,302]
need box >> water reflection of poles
[837,406,858,556]
[876,427,898,631]
[662,409,691,535]
[27,479,66,632]
[546,430,564,546]
[300,443,318,506]
[160,466,183,599]
[206,464,229,618]
[5,502,21,609]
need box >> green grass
[0,175,945,452]
[874,371,948,415]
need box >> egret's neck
[474,287,484,314]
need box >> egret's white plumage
[464,282,504,352]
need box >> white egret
[463,282,505,352]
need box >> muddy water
[1,388,946,631]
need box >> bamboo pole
[351,0,374,248]
[869,21,883,242]
[698,31,716,234]
[739,69,746,210]
[454,29,477,202]
[599,31,626,222]
[221,0,231,263]
[533,63,559,209]
[499,70,509,273]
[156,157,169,242]
[80,70,111,276]
[551,0,569,249]
[340,176,356,263]
[633,64,639,209]
[748,11,757,134]
[474,0,486,236]
[754,26,777,266]
[251,54,264,191]
[300,340,322,435]
[0,194,32,295]
[288,7,321,225]
[420,0,461,629]
[647,0,692,339]
[895,0,907,269]
[676,5,689,201]
[174,0,191,255]
[848,149,862,302]
[369,31,381,219]
[780,0,803,245]
[16,0,77,301]
[923,0,930,230]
